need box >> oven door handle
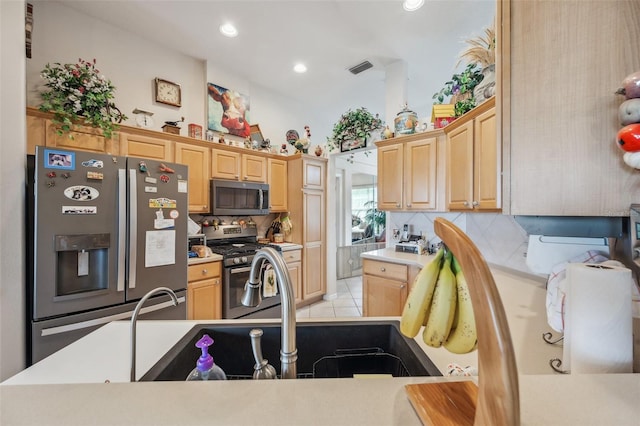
[229,266,253,274]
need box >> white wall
[1,0,27,381]
[26,1,317,150]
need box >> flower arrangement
[456,24,496,69]
[327,107,383,152]
[432,63,485,116]
[39,58,126,138]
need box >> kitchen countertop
[269,242,303,251]
[2,257,639,424]
[187,254,223,265]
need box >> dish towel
[263,265,278,298]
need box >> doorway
[334,150,385,279]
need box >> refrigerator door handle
[117,169,127,292]
[40,296,186,337]
[128,168,138,289]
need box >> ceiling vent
[348,60,373,75]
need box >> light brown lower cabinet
[187,260,222,320]
[362,259,419,317]
[281,249,302,304]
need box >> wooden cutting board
[405,381,478,426]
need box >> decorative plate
[286,129,299,144]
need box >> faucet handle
[249,329,277,379]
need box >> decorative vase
[394,105,418,135]
[473,64,496,104]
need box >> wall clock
[155,78,181,107]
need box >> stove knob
[241,256,248,264]
[233,258,241,265]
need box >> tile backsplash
[388,212,531,274]
[189,213,279,239]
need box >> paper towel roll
[563,263,633,373]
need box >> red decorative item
[188,124,203,139]
[434,116,456,129]
[617,123,640,152]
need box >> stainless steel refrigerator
[26,146,188,365]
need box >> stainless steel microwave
[210,179,270,216]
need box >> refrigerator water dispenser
[54,233,110,298]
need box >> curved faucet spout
[242,247,297,379]
[130,287,178,382]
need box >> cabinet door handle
[214,279,220,285]
[395,202,400,207]
[472,200,479,207]
[463,201,470,207]
[400,284,406,289]
[406,203,412,207]
[380,267,386,272]
[202,269,207,275]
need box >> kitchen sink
[140,320,441,381]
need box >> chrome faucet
[130,287,178,382]
[241,247,297,379]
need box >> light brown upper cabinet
[175,142,210,213]
[211,148,266,182]
[501,0,640,216]
[120,132,174,161]
[376,131,444,211]
[27,110,120,155]
[268,158,288,212]
[445,97,499,211]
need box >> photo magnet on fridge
[44,149,75,170]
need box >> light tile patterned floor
[296,276,362,318]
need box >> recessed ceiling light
[403,0,425,12]
[293,63,307,73]
[219,23,238,38]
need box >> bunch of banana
[422,250,457,347]
[399,247,477,354]
[443,256,478,354]
[399,247,444,338]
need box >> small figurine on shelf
[314,145,323,157]
[280,143,288,155]
[382,126,394,139]
[294,125,311,154]
[244,137,252,149]
[218,134,226,144]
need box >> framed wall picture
[206,82,251,137]
[155,78,181,107]
[250,124,264,143]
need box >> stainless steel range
[204,223,282,319]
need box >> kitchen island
[2,263,639,425]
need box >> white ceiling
[59,0,496,120]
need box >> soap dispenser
[186,334,227,381]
